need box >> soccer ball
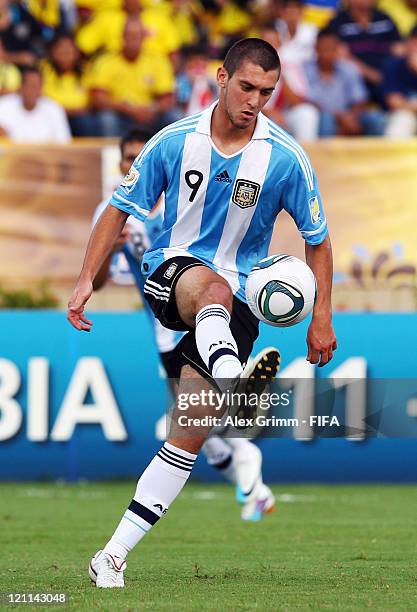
[245,254,316,327]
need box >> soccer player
[93,128,277,522]
[68,38,337,588]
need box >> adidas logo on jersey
[215,170,232,183]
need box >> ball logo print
[259,280,304,325]
[245,254,316,327]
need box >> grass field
[1,482,417,611]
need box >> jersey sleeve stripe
[269,134,314,192]
[111,194,149,218]
[267,123,314,190]
[268,121,314,182]
[268,125,314,189]
[301,219,328,236]
[133,115,202,168]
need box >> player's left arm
[280,159,337,367]
[305,236,337,368]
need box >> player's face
[120,140,145,175]
[219,60,279,130]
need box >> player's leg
[163,342,275,514]
[174,265,243,385]
[226,438,275,521]
[164,351,276,521]
[90,364,218,588]
[202,435,275,522]
[201,436,236,483]
[144,257,279,389]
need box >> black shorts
[144,256,259,379]
[160,347,182,380]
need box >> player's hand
[306,315,337,368]
[67,279,94,332]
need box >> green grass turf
[1,482,417,611]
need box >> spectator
[197,0,252,54]
[275,0,318,65]
[0,66,71,142]
[0,37,20,94]
[75,0,180,57]
[0,0,54,66]
[378,0,417,38]
[384,25,417,137]
[327,0,401,104]
[304,29,385,136]
[41,34,95,136]
[88,18,175,136]
[161,0,199,49]
[263,0,284,27]
[261,26,320,141]
[176,45,218,116]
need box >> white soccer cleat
[89,550,126,588]
[240,483,276,522]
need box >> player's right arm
[92,226,131,290]
[67,205,128,331]
[68,135,167,330]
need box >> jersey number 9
[185,170,204,203]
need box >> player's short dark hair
[120,127,156,156]
[282,0,303,7]
[409,24,417,38]
[223,38,281,78]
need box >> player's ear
[217,66,228,88]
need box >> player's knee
[197,281,233,312]
[167,436,205,455]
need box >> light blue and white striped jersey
[110,101,328,303]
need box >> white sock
[195,304,242,383]
[202,436,236,484]
[227,439,263,498]
[103,442,197,559]
[226,438,256,452]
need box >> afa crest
[232,179,260,209]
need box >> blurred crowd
[0,0,417,142]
